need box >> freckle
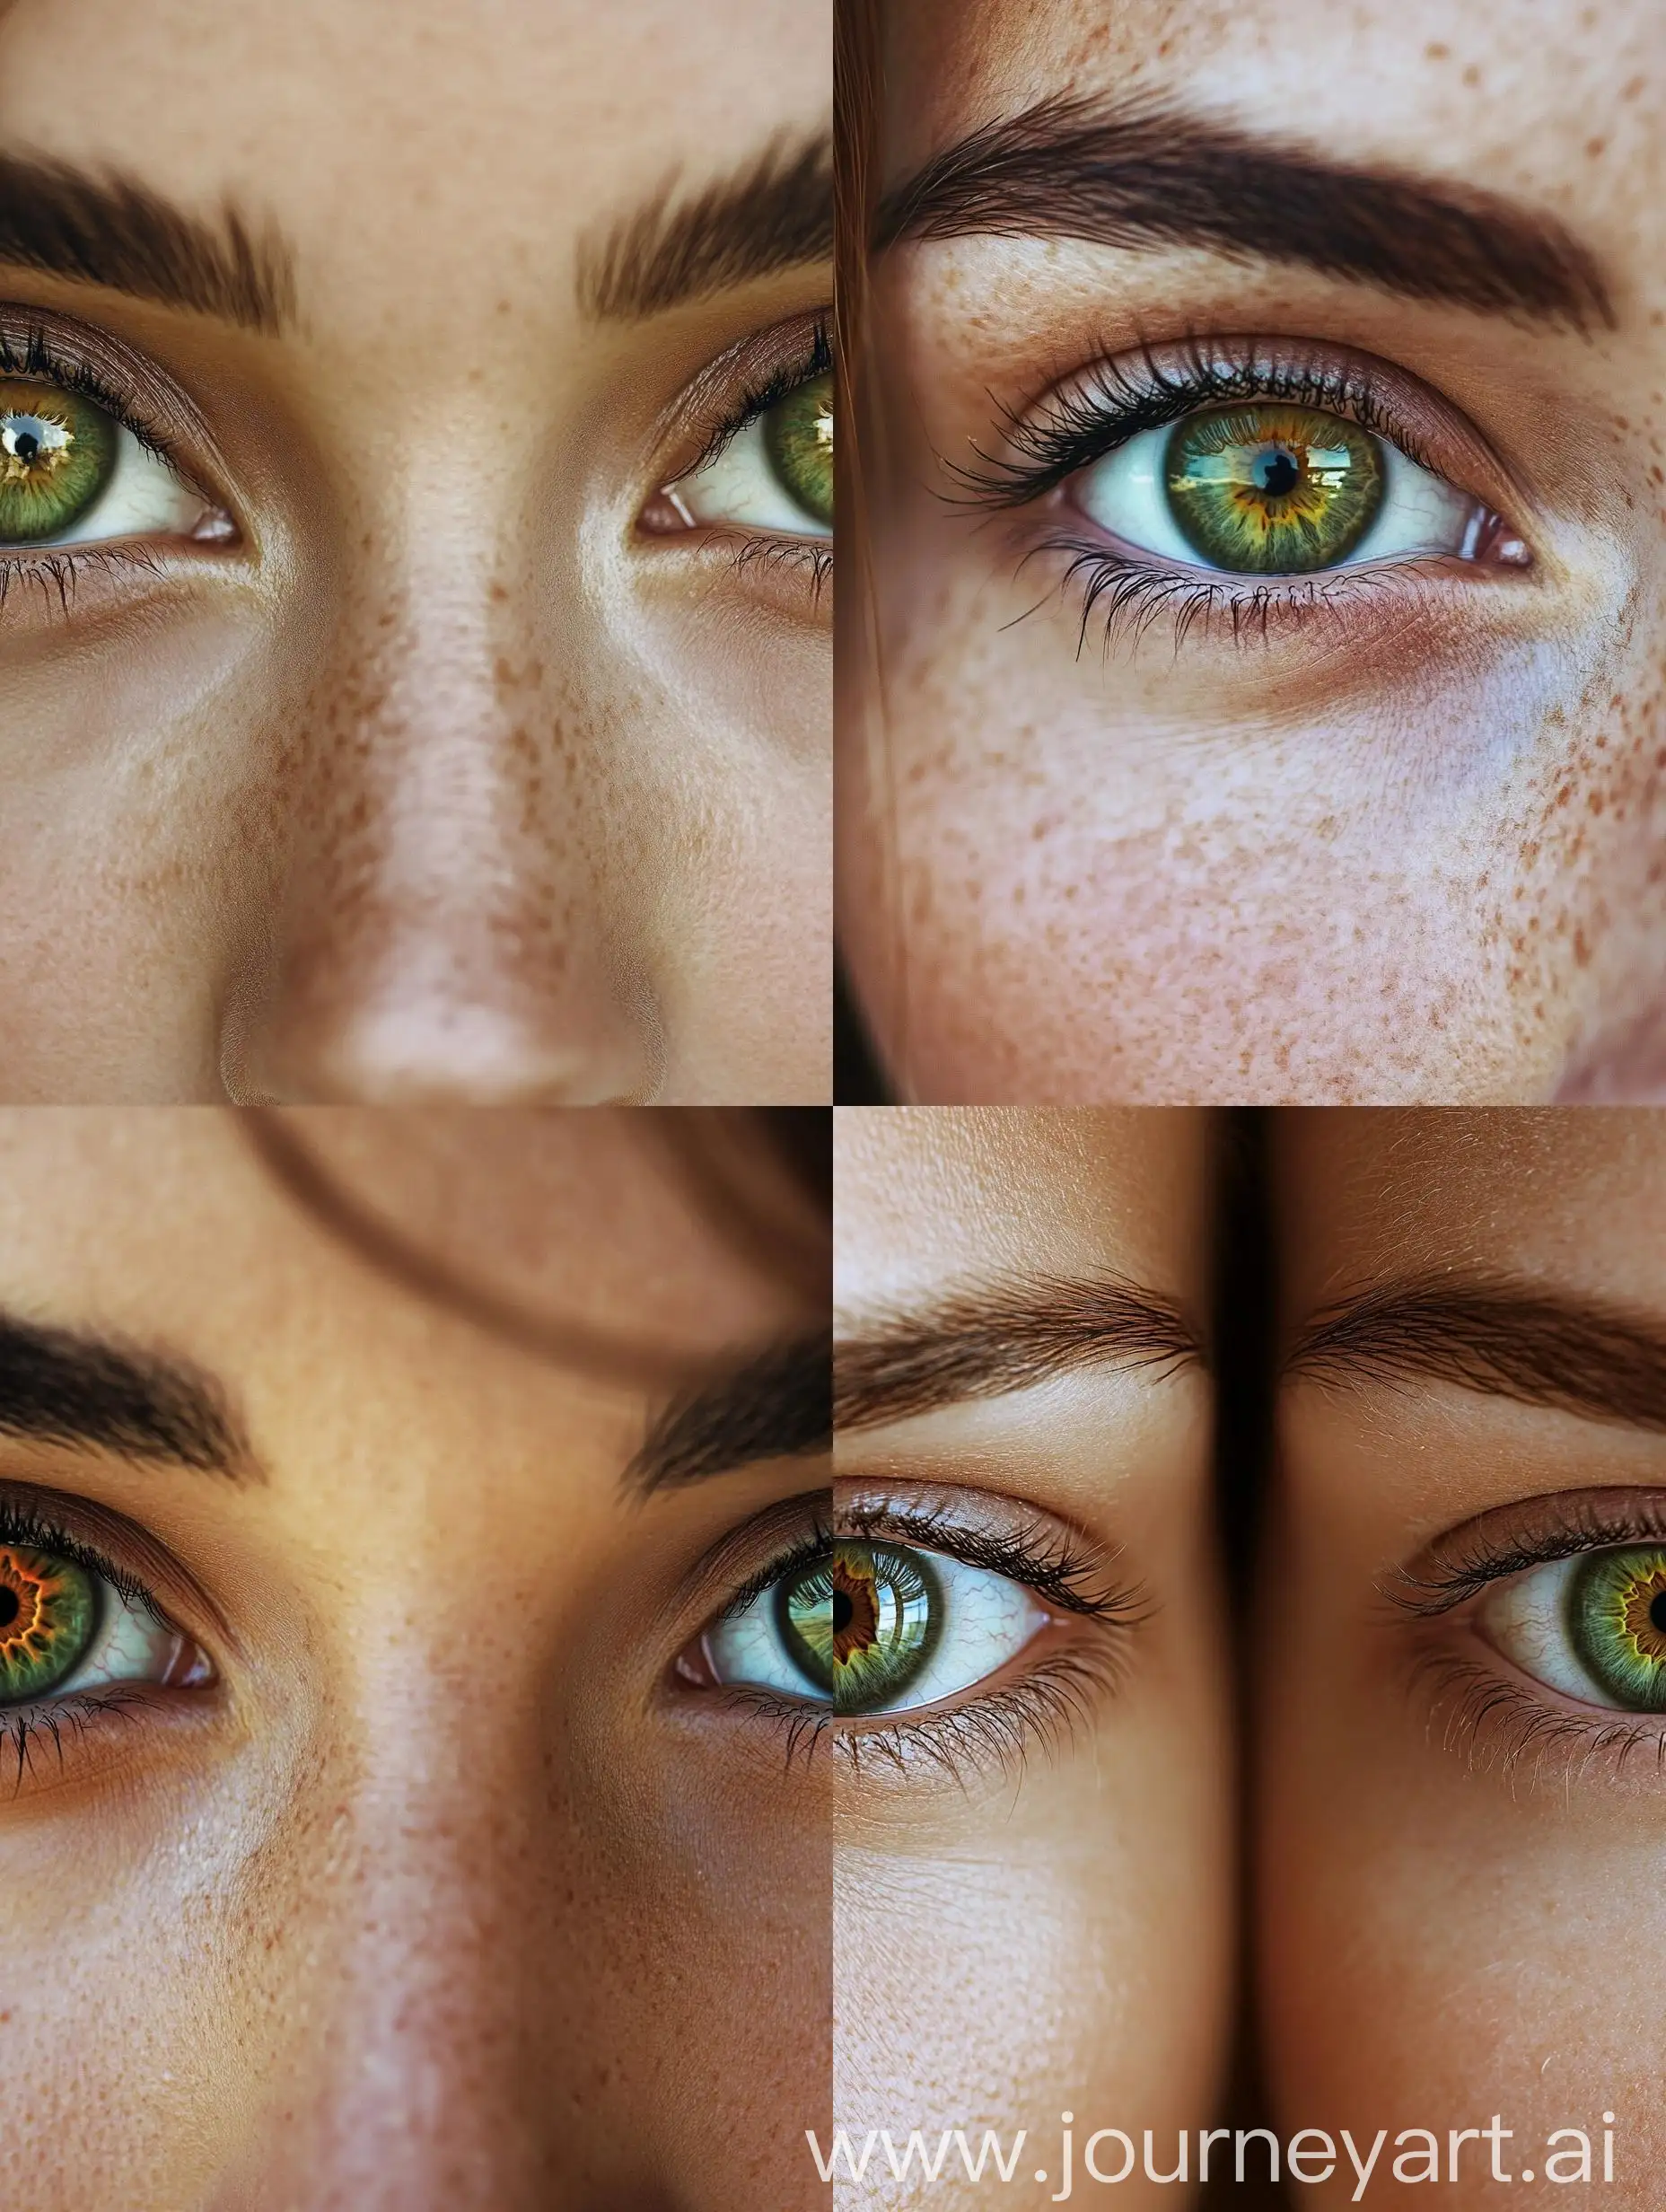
[1585,136,1607,158]
[1461,62,1480,84]
[489,580,508,602]
[1622,72,1644,99]
[361,532,373,553]
[495,298,512,315]
[1425,40,1450,57]
[1574,926,1592,967]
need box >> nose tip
[222,956,662,1105]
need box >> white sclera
[706,1547,1046,1715]
[1479,1554,1609,1703]
[1071,417,1477,575]
[41,1576,186,1697]
[667,408,832,541]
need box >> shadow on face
[1262,1109,1666,2206]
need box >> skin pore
[0,1110,830,2209]
[838,0,1666,1103]
[0,0,830,1105]
[834,1108,1231,2208]
[1262,1110,1666,2206]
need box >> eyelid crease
[836,1491,1149,1623]
[1386,1488,1666,1619]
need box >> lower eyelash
[0,1683,152,1795]
[727,533,832,599]
[1408,1645,1666,1790]
[0,543,167,622]
[1007,531,1450,660]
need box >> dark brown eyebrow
[628,1334,831,1494]
[836,1272,1204,1435]
[579,133,832,320]
[876,94,1615,333]
[1286,1273,1666,1434]
[0,154,294,335]
[0,1312,254,1478]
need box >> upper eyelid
[1389,1488,1666,1616]
[655,311,829,479]
[955,333,1524,519]
[0,304,223,486]
[0,1481,238,1653]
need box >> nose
[219,587,661,1105]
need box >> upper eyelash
[1388,1495,1666,1619]
[0,1497,167,1625]
[0,321,187,473]
[951,334,1444,511]
[837,1497,1149,1624]
[686,317,829,478]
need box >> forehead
[834,1106,1206,1311]
[0,0,829,298]
[0,1110,800,1371]
[1274,1108,1666,1315]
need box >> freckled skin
[0,0,831,1104]
[839,0,1666,1102]
[0,1111,829,2211]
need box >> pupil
[832,1589,853,1635]
[1258,446,1300,498]
[0,1586,17,1629]
[12,429,38,463]
[1649,1592,1666,1636]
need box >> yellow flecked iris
[1164,401,1383,574]
[0,1545,97,1701]
[1571,1547,1666,1709]
[764,372,832,530]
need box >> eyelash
[1390,1495,1666,1782]
[712,1497,1145,1779]
[951,335,1495,655]
[0,1498,174,1787]
[680,318,832,596]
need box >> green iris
[1163,401,1383,574]
[0,379,117,543]
[763,371,832,531]
[1569,1547,1666,1709]
[775,1540,938,1714]
[0,1545,97,1702]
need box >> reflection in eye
[0,1540,206,1706]
[0,377,213,549]
[706,1538,1042,1716]
[667,365,833,541]
[1078,400,1485,577]
[1483,1546,1666,1713]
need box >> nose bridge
[208,1712,556,2211]
[224,540,660,1102]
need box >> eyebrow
[0,1312,253,1477]
[579,133,832,320]
[628,1334,831,1493]
[1286,1273,1666,1435]
[0,153,294,335]
[836,1272,1204,1435]
[876,93,1615,333]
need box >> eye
[0,375,216,550]
[701,1538,1043,1716]
[0,1540,208,1706]
[1480,1545,1666,1712]
[666,367,833,542]
[1070,400,1488,577]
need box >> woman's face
[839,0,1666,1104]
[1264,1110,1666,2204]
[0,1110,829,2208]
[0,0,830,1105]
[832,1108,1231,2206]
